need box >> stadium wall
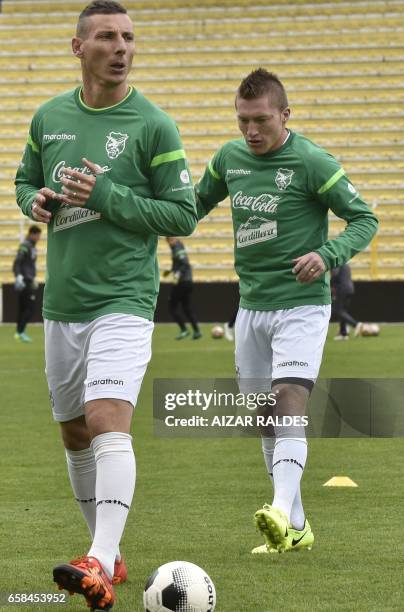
[2,282,404,323]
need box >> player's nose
[114,35,127,53]
[246,123,259,137]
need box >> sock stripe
[96,499,130,510]
[75,497,96,503]
[273,458,304,471]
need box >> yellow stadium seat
[0,0,403,282]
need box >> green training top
[196,131,378,311]
[15,86,197,322]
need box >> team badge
[105,131,129,159]
[275,168,294,190]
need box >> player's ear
[281,107,291,124]
[72,38,84,58]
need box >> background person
[12,224,41,343]
[164,236,201,340]
[331,263,362,340]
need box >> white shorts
[235,305,331,393]
[45,313,154,422]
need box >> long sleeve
[15,124,45,219]
[195,152,229,220]
[85,114,197,236]
[85,171,197,236]
[306,154,378,270]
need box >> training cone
[323,476,358,487]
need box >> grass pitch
[0,322,403,611]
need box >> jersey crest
[275,168,294,190]
[106,131,129,159]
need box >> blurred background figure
[331,263,362,340]
[224,308,238,341]
[12,225,41,343]
[164,237,202,340]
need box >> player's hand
[58,158,102,207]
[31,187,57,224]
[14,274,26,291]
[292,252,326,283]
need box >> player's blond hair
[236,68,288,110]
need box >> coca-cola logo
[232,191,280,214]
[51,160,112,184]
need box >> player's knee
[60,415,90,450]
[271,378,313,414]
[85,398,133,438]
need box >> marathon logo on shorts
[53,204,101,232]
[88,378,125,388]
[275,360,309,368]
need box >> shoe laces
[70,555,87,566]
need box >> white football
[211,325,224,339]
[361,323,380,336]
[143,560,216,612]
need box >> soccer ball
[361,323,380,337]
[211,325,224,339]
[143,560,216,612]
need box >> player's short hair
[28,225,41,235]
[236,68,288,110]
[77,1,128,38]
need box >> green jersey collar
[76,86,135,114]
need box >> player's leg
[45,320,98,537]
[180,282,201,338]
[16,287,27,334]
[169,284,189,338]
[224,307,238,341]
[87,314,151,551]
[258,381,310,550]
[235,309,277,553]
[19,281,36,338]
[256,305,330,552]
[53,314,153,608]
[82,315,152,582]
[341,294,358,330]
[332,293,347,338]
[46,318,136,607]
[16,285,34,341]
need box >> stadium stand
[0,0,403,283]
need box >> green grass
[0,323,403,611]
